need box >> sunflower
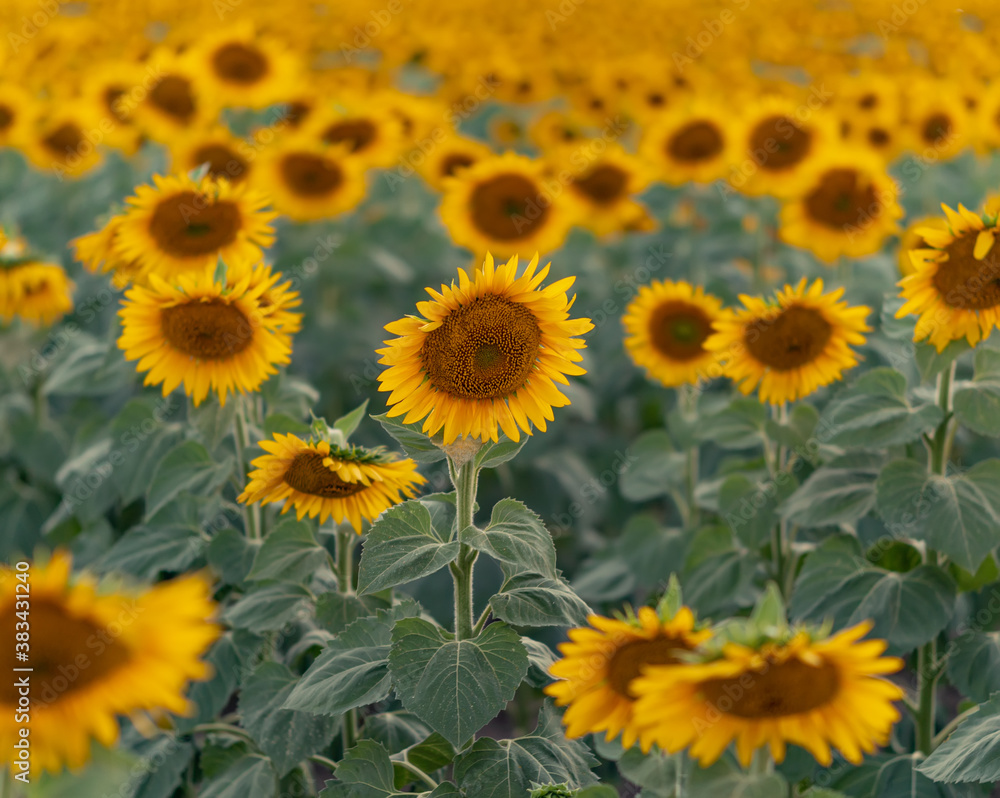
[630,622,903,766]
[897,215,950,277]
[117,263,296,406]
[638,101,734,185]
[418,135,494,192]
[78,61,146,155]
[302,101,405,169]
[107,172,276,284]
[975,83,1000,153]
[529,110,591,153]
[238,434,426,531]
[0,551,220,774]
[0,82,37,149]
[439,153,577,258]
[902,80,970,160]
[704,278,870,405]
[133,50,206,142]
[488,115,527,148]
[558,145,656,238]
[846,118,903,162]
[1,261,75,326]
[777,149,902,263]
[377,253,592,445]
[185,22,300,110]
[623,280,728,388]
[897,203,1000,352]
[254,136,367,222]
[169,125,253,185]
[21,102,104,178]
[545,606,711,750]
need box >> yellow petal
[975,230,996,261]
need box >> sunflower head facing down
[705,278,871,405]
[239,433,426,531]
[897,203,1000,352]
[0,551,220,774]
[623,280,728,388]
[630,621,903,767]
[118,262,298,406]
[377,254,593,445]
[546,605,710,750]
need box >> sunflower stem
[768,403,790,594]
[335,525,359,750]
[674,752,685,797]
[680,384,700,530]
[450,458,480,641]
[748,747,772,775]
[191,723,257,745]
[233,398,260,540]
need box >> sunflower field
[9,1,1000,797]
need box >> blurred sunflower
[559,145,656,237]
[169,125,252,185]
[118,264,296,406]
[902,81,970,160]
[377,253,592,444]
[639,101,733,185]
[545,606,710,750]
[705,278,870,404]
[418,135,493,192]
[897,215,949,277]
[897,203,1000,351]
[0,82,37,149]
[22,103,104,178]
[304,102,405,168]
[133,51,205,141]
[529,110,590,153]
[631,622,903,766]
[79,61,146,155]
[0,261,74,326]
[623,280,727,388]
[239,434,425,531]
[0,551,220,773]
[439,153,576,258]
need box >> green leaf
[363,712,434,754]
[284,602,420,716]
[475,435,528,469]
[264,412,312,436]
[453,704,598,798]
[222,582,312,632]
[109,397,184,504]
[764,403,820,449]
[954,348,1000,436]
[683,549,762,617]
[247,519,328,582]
[207,527,259,585]
[918,695,1000,783]
[789,535,865,621]
[239,661,339,776]
[916,338,972,382]
[42,337,135,397]
[523,636,557,687]
[127,737,195,798]
[619,429,685,501]
[190,400,237,455]
[407,732,457,775]
[489,572,590,627]
[697,399,767,449]
[173,633,242,733]
[357,501,460,595]
[199,754,277,798]
[687,760,788,798]
[946,633,1000,704]
[316,591,391,635]
[321,740,410,798]
[460,498,557,577]
[389,618,528,746]
[335,400,370,440]
[96,522,205,579]
[877,458,1000,572]
[779,453,882,528]
[719,472,798,549]
[146,441,233,520]
[820,368,943,449]
[616,747,675,796]
[372,413,446,464]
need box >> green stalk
[336,526,359,751]
[233,398,260,540]
[449,458,480,641]
[768,403,789,592]
[680,384,700,530]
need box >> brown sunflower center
[744,305,832,370]
[421,293,542,399]
[193,143,249,183]
[700,657,840,718]
[649,301,712,361]
[322,120,377,153]
[150,75,197,123]
[868,127,890,147]
[0,105,13,131]
[0,598,132,704]
[858,93,878,110]
[161,299,253,359]
[572,164,629,205]
[469,174,548,241]
[212,43,269,84]
[283,453,368,497]
[666,121,724,163]
[104,87,129,122]
[440,153,476,178]
[42,123,84,157]
[280,153,343,197]
[147,191,242,257]
[283,101,311,128]
[931,232,1000,310]
[749,115,812,171]
[803,168,878,230]
[922,113,952,145]
[607,636,691,699]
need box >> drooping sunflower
[638,101,734,185]
[0,551,220,774]
[0,261,75,326]
[254,137,367,222]
[897,215,950,277]
[302,101,405,169]
[438,153,577,258]
[169,125,253,185]
[545,606,711,750]
[623,280,728,388]
[0,82,37,149]
[558,145,656,238]
[239,434,426,531]
[630,622,903,766]
[101,172,276,284]
[704,278,871,405]
[418,135,494,192]
[377,253,593,444]
[777,149,902,263]
[118,263,296,406]
[897,203,1000,352]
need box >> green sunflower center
[748,115,812,171]
[469,173,549,241]
[932,231,1000,310]
[280,153,344,197]
[666,121,724,163]
[803,168,879,230]
[699,657,841,718]
[283,452,368,498]
[744,305,833,371]
[212,43,269,85]
[606,636,691,699]
[148,191,241,257]
[421,294,542,400]
[649,301,712,362]
[161,299,254,359]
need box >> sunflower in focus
[377,253,592,444]
[0,551,220,774]
[0,261,74,326]
[639,101,733,185]
[169,125,253,185]
[897,215,949,277]
[439,153,577,258]
[418,135,493,192]
[118,263,297,406]
[557,145,656,237]
[545,605,710,750]
[630,621,903,766]
[239,433,426,531]
[778,150,902,262]
[623,280,727,388]
[0,82,37,149]
[254,137,367,221]
[705,278,870,404]
[897,203,1000,352]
